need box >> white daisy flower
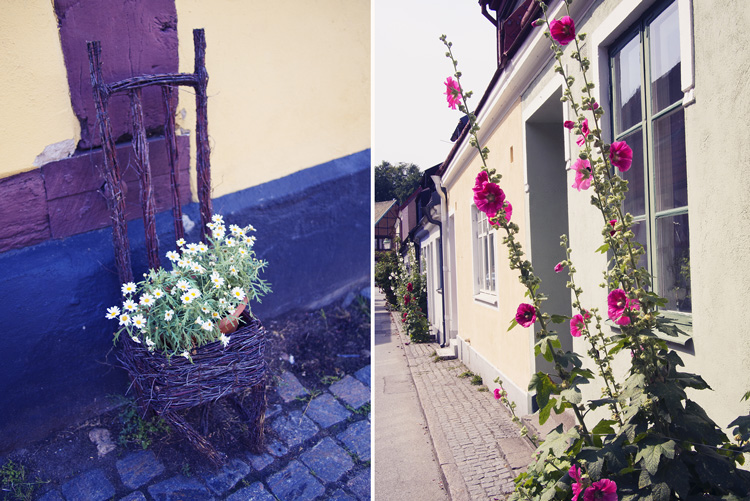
[243,236,254,246]
[176,279,190,291]
[219,334,230,348]
[238,248,248,256]
[131,314,147,330]
[230,287,245,301]
[197,242,208,253]
[106,306,120,319]
[225,237,236,247]
[181,293,194,304]
[185,243,198,254]
[201,321,213,332]
[246,224,256,232]
[229,224,242,236]
[181,351,190,359]
[201,306,210,314]
[206,222,216,231]
[164,310,174,321]
[123,299,138,312]
[177,259,189,268]
[219,298,228,306]
[188,288,201,300]
[211,214,224,224]
[118,313,131,326]
[152,289,164,299]
[145,338,156,351]
[211,275,225,289]
[230,266,238,276]
[139,293,154,306]
[176,238,186,247]
[212,227,226,239]
[212,311,221,319]
[130,335,142,344]
[191,263,205,274]
[121,282,136,295]
[166,250,180,262]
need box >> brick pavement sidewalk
[390,313,535,501]
[32,366,371,501]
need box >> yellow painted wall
[451,99,532,390]
[175,0,371,199]
[0,1,81,178]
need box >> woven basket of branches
[118,309,267,464]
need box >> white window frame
[472,205,497,304]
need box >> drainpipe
[429,177,450,348]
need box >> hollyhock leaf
[635,440,676,475]
[560,387,582,404]
[550,314,569,324]
[507,317,519,331]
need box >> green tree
[374,161,422,204]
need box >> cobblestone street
[32,367,371,501]
[375,289,534,500]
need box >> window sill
[473,291,498,307]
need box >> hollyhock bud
[563,120,575,130]
[554,262,564,273]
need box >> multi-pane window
[472,206,496,295]
[610,0,690,313]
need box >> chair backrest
[87,29,212,284]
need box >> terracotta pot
[219,296,248,334]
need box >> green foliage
[392,242,432,342]
[470,374,483,386]
[0,461,45,501]
[374,251,401,306]
[374,161,422,204]
[117,400,171,450]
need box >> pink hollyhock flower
[493,388,502,400]
[608,289,640,325]
[564,120,575,130]
[610,141,633,172]
[407,282,413,292]
[473,171,489,192]
[474,181,506,217]
[515,303,537,328]
[571,158,592,191]
[444,77,461,110]
[576,119,590,146]
[550,16,576,45]
[609,219,618,236]
[583,478,618,501]
[570,314,586,337]
[570,465,586,501]
[504,202,512,222]
[554,262,564,273]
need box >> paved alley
[373,289,534,500]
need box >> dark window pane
[614,34,643,134]
[620,129,645,217]
[656,213,690,313]
[630,219,649,270]
[654,108,687,211]
[650,2,682,113]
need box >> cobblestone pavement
[379,291,534,501]
[33,367,371,501]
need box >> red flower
[444,77,461,110]
[576,119,590,147]
[608,219,618,236]
[474,181,506,217]
[404,294,411,306]
[563,120,575,130]
[610,141,633,172]
[473,171,489,192]
[550,16,576,45]
[515,303,537,328]
[407,282,413,292]
[583,479,618,501]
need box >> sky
[372,0,499,171]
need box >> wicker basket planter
[118,309,267,465]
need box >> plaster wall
[174,0,371,199]
[448,100,533,405]
[0,1,80,178]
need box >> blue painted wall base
[0,150,370,452]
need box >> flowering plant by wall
[106,214,271,360]
[441,0,750,498]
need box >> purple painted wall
[53,0,179,149]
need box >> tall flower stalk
[440,1,750,498]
